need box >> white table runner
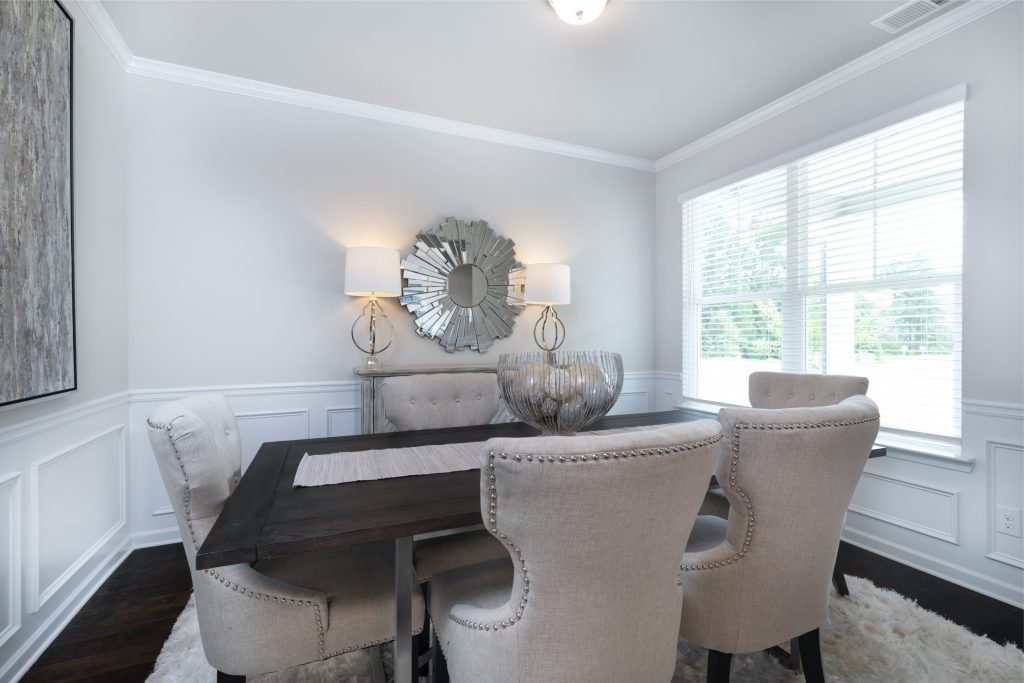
[293,426,654,488]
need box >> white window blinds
[681,99,964,438]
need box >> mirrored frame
[400,217,525,353]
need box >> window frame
[677,85,968,460]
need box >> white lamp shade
[524,263,571,305]
[549,0,607,25]
[344,246,401,297]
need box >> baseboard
[131,527,182,549]
[0,535,133,683]
[842,527,1024,609]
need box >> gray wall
[654,4,1023,405]
[0,2,129,430]
[125,76,656,388]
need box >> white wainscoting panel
[844,399,1024,607]
[326,406,360,437]
[0,472,22,651]
[28,425,127,613]
[0,395,132,682]
[848,472,959,544]
[609,391,650,416]
[987,440,1024,568]
[235,409,310,472]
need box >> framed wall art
[0,0,76,407]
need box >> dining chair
[380,372,505,431]
[680,395,880,683]
[380,373,514,583]
[700,371,869,596]
[426,420,723,682]
[147,394,425,682]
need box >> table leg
[394,536,417,683]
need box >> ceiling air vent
[871,0,952,34]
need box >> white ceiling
[102,0,927,160]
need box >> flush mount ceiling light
[549,0,608,25]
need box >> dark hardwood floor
[21,544,192,683]
[19,541,1022,682]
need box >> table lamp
[345,246,401,369]
[524,263,571,354]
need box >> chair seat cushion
[255,541,425,657]
[426,557,514,649]
[414,528,509,582]
[685,515,729,554]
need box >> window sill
[676,400,975,473]
[875,431,974,472]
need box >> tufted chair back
[748,371,868,409]
[381,373,499,431]
[441,420,722,682]
[147,394,242,566]
[680,395,880,654]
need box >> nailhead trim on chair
[147,417,199,549]
[680,414,879,572]
[324,616,424,659]
[450,434,723,632]
[147,416,329,659]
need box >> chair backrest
[381,372,499,430]
[475,420,722,681]
[146,394,242,569]
[680,395,880,653]
[748,371,868,409]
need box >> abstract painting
[0,0,75,406]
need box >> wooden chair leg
[434,638,450,683]
[797,628,826,683]
[216,673,245,683]
[707,649,733,683]
[788,637,802,672]
[832,565,850,596]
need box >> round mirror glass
[401,217,524,353]
[447,263,488,308]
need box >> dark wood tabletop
[196,408,885,570]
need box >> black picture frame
[0,0,75,405]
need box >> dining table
[196,408,885,683]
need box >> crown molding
[654,0,1014,172]
[125,56,656,171]
[73,0,132,71]
[76,0,1006,176]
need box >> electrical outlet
[996,506,1022,538]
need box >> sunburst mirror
[400,217,525,353]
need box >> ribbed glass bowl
[497,351,624,435]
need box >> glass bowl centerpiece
[497,351,624,435]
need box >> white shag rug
[148,576,1022,683]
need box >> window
[681,99,964,438]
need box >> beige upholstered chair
[701,372,868,593]
[680,396,880,683]
[380,373,506,431]
[147,394,425,682]
[427,420,723,682]
[379,373,514,582]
